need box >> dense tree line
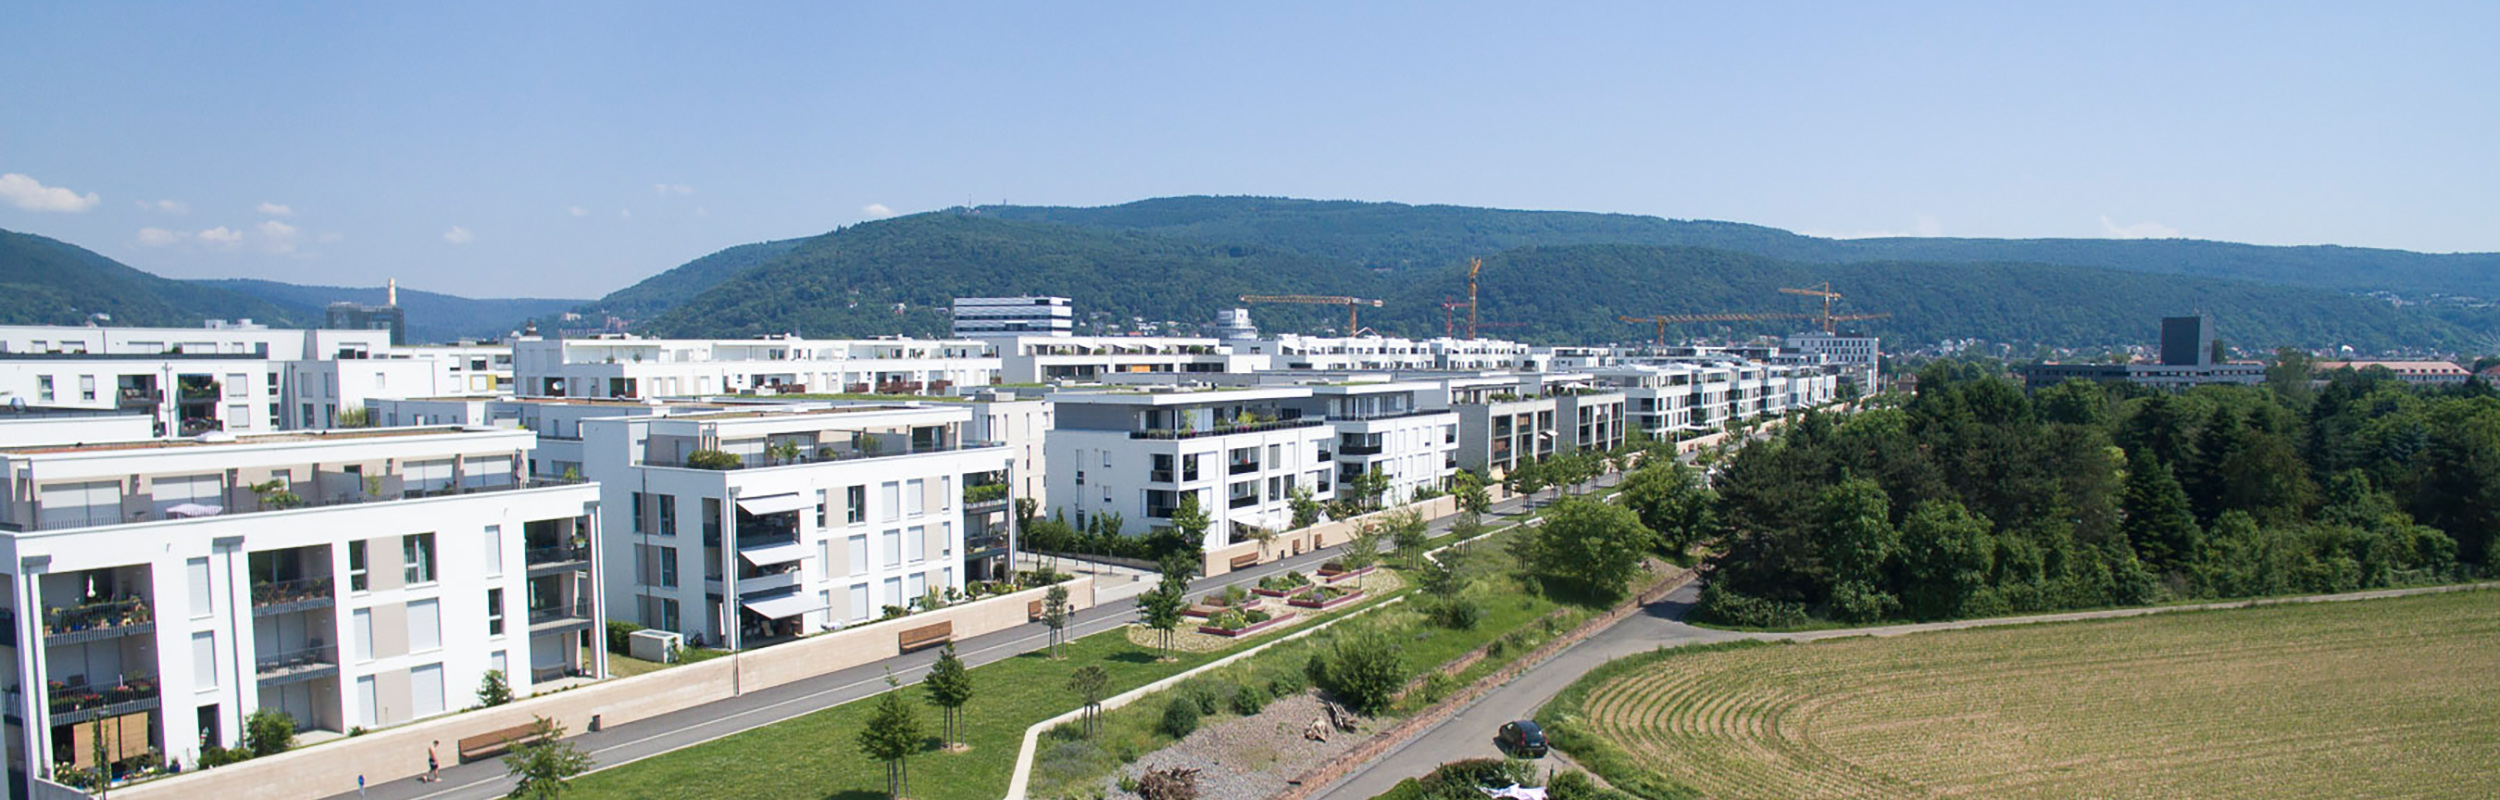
[1688,364,2495,626]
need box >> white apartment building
[0,353,286,437]
[0,408,154,449]
[1279,383,1459,505]
[951,297,1074,338]
[1784,332,1881,391]
[1241,335,1544,373]
[398,343,516,396]
[0,325,393,362]
[1044,387,1336,547]
[366,396,758,482]
[514,335,998,399]
[0,427,600,779]
[993,336,1268,384]
[581,404,1012,650]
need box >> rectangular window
[487,589,506,636]
[847,485,867,524]
[402,533,437,585]
[412,663,446,717]
[226,373,248,398]
[408,598,442,652]
[491,650,508,678]
[660,598,681,632]
[905,480,925,517]
[227,404,250,428]
[850,583,871,622]
[353,608,375,661]
[849,534,869,576]
[193,631,218,689]
[483,526,504,577]
[702,498,720,542]
[882,576,903,610]
[1151,454,1174,483]
[632,492,647,534]
[187,557,214,618]
[906,526,926,564]
[357,676,379,726]
[348,541,369,591]
[880,482,900,522]
[79,374,95,401]
[37,375,53,402]
[1184,454,1201,482]
[882,529,902,568]
[815,489,829,528]
[658,495,678,536]
[660,546,678,587]
[906,571,927,601]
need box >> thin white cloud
[862,203,896,219]
[257,220,301,254]
[0,173,101,212]
[618,209,632,218]
[569,206,588,217]
[2100,215,2180,239]
[137,227,186,246]
[257,202,294,216]
[653,183,695,195]
[137,199,189,215]
[196,226,243,247]
[443,225,474,244]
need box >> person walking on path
[425,741,441,782]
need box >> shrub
[243,709,296,757]
[1308,630,1406,715]
[1547,770,1641,800]
[1425,597,1484,630]
[1693,583,1811,628]
[1267,669,1308,698]
[476,669,513,707]
[1208,610,1246,631]
[1230,683,1268,716]
[684,449,742,470]
[1158,699,1200,739]
[606,621,645,654]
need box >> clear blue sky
[4,2,2493,299]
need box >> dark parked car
[1496,720,1548,757]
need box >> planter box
[1196,610,1296,637]
[1182,597,1266,618]
[1289,588,1365,610]
[1317,565,1375,585]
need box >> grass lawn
[1542,589,2500,800]
[604,653,670,679]
[566,633,1220,800]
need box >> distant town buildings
[2016,315,2265,389]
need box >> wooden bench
[1229,552,1261,571]
[457,723,553,762]
[1029,599,1045,621]
[898,621,953,652]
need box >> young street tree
[1138,553,1193,659]
[858,672,925,800]
[1385,508,1429,569]
[1042,584,1071,658]
[1068,664,1112,737]
[1339,520,1385,590]
[923,643,974,752]
[502,716,592,800]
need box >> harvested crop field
[1545,590,2500,800]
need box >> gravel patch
[1102,692,1375,800]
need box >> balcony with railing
[527,600,595,632]
[42,597,154,645]
[250,577,335,616]
[255,644,338,685]
[524,543,591,572]
[116,388,162,409]
[1129,417,1323,441]
[48,673,158,726]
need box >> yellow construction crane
[1239,295,1385,334]
[1618,313,1815,345]
[1779,282,1893,334]
[1466,257,1484,340]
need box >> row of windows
[630,480,940,536]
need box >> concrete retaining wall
[115,577,1097,800]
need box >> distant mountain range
[8,195,2497,354]
[568,197,2497,353]
[0,228,583,343]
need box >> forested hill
[981,196,2500,299]
[574,237,806,321]
[0,228,299,327]
[194,279,584,343]
[628,212,2487,352]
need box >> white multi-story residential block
[0,353,287,437]
[993,336,1268,384]
[1243,335,1544,372]
[581,404,1012,650]
[0,407,155,449]
[1044,387,1336,548]
[0,427,600,778]
[398,343,516,396]
[1279,383,1459,505]
[1784,332,1880,392]
[0,325,392,362]
[952,297,1074,338]
[514,335,998,399]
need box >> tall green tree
[1514,496,1658,600]
[1619,462,1717,558]
[2119,449,2202,571]
[1815,478,1899,622]
[922,643,974,751]
[1897,500,1996,620]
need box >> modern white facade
[0,427,600,779]
[994,336,1268,384]
[1044,387,1336,548]
[0,354,286,437]
[1280,383,1459,505]
[951,297,1073,338]
[514,335,999,399]
[0,325,393,362]
[1784,332,1881,391]
[581,404,1012,650]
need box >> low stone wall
[1272,563,1697,800]
[116,577,1097,800]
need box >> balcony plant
[684,449,742,470]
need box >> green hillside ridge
[195,278,584,343]
[982,196,2500,298]
[0,229,299,327]
[576,237,807,321]
[629,212,2487,352]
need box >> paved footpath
[1307,580,2500,800]
[327,477,1617,800]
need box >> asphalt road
[327,480,1600,800]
